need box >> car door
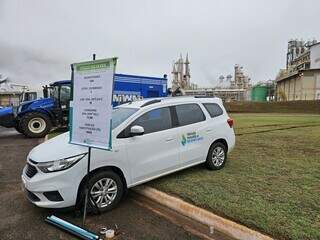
[174,103,209,165]
[122,106,180,184]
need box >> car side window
[131,107,172,134]
[203,103,223,118]
[175,104,205,126]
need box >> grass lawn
[148,114,320,240]
[47,128,67,139]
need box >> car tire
[205,142,227,170]
[20,112,52,138]
[81,171,124,213]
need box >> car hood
[28,132,88,163]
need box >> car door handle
[206,129,213,132]
[165,138,175,142]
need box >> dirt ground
[0,127,201,240]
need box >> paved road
[0,127,201,240]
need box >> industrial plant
[178,63,253,102]
[276,39,320,101]
[170,39,320,103]
[169,54,277,102]
[170,54,193,94]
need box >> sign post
[69,55,117,227]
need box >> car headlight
[37,153,87,173]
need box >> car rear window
[175,104,205,126]
[203,103,223,118]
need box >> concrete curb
[133,186,274,240]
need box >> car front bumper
[21,160,86,209]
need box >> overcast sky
[0,0,319,89]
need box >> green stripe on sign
[76,62,109,71]
[74,57,117,72]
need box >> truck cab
[20,90,41,103]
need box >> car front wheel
[205,142,227,170]
[82,171,124,213]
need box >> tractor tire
[14,122,23,134]
[20,112,52,138]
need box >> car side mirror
[130,125,144,136]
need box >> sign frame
[69,57,117,151]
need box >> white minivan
[22,97,235,212]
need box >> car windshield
[112,107,138,129]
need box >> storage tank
[251,85,268,102]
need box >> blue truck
[0,73,167,138]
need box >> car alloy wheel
[90,178,118,208]
[211,146,225,167]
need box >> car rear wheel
[20,112,52,138]
[81,171,124,213]
[205,142,227,170]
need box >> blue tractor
[0,80,71,138]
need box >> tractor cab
[0,80,72,138]
[47,80,71,126]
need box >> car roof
[118,96,223,109]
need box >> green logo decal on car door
[181,132,203,146]
[181,134,187,146]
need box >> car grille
[25,163,37,178]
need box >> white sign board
[69,58,117,150]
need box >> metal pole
[82,54,96,227]
[82,147,91,227]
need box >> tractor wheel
[20,112,52,138]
